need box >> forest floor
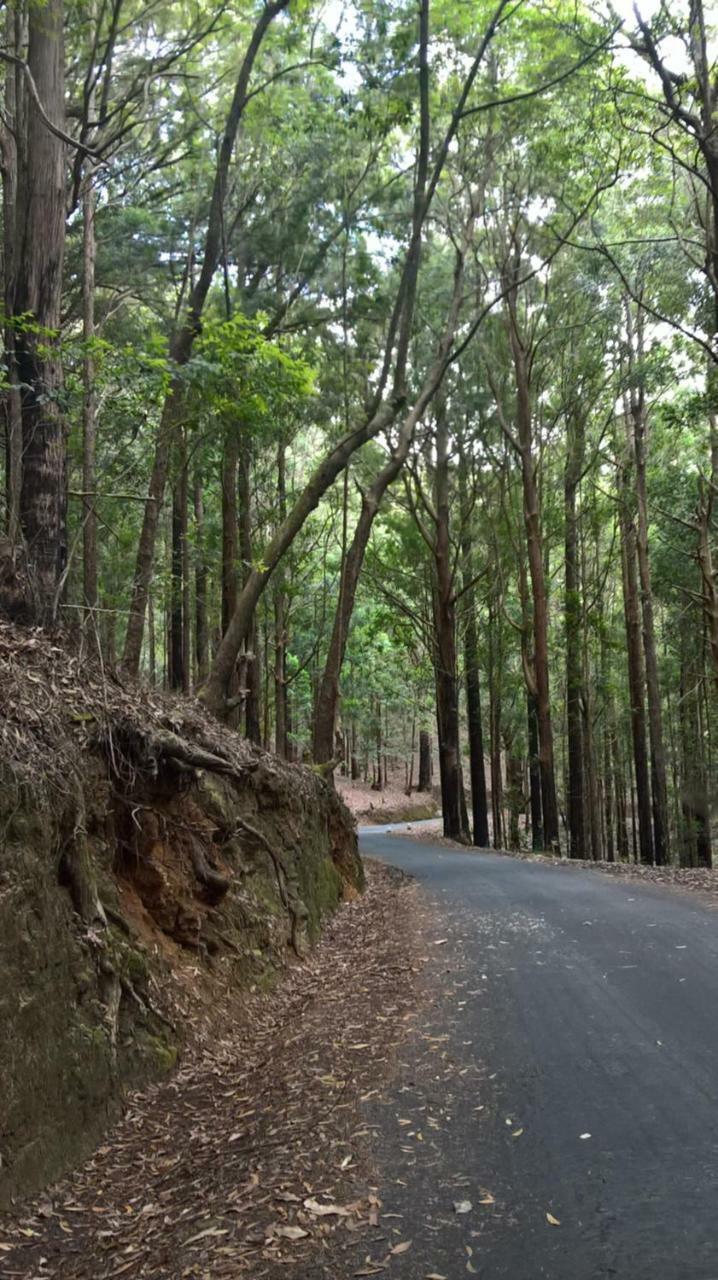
[0,862,432,1280]
[336,777,439,825]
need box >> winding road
[358,830,718,1280]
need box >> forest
[1,0,717,868]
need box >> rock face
[0,622,362,1206]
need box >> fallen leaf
[453,1200,473,1214]
[546,1212,561,1226]
[183,1227,230,1246]
[478,1194,495,1205]
[304,1197,350,1217]
[391,1241,412,1255]
[512,1128,524,1138]
[272,1225,310,1241]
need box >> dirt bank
[0,621,361,1205]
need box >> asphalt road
[358,833,718,1280]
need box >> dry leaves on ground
[0,862,428,1280]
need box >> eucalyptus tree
[1,0,67,621]
[200,0,516,717]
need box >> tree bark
[221,430,238,633]
[626,315,669,865]
[463,600,490,846]
[418,729,432,791]
[618,461,654,865]
[564,412,586,857]
[238,448,261,743]
[679,632,712,867]
[432,401,469,841]
[81,137,98,613]
[274,443,289,758]
[487,593,503,848]
[193,475,209,683]
[169,487,183,689]
[1,3,22,548]
[527,692,543,850]
[169,442,188,691]
[501,278,560,848]
[10,0,67,621]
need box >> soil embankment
[0,621,362,1205]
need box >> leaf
[272,1225,309,1241]
[304,1197,350,1217]
[391,1241,412,1254]
[453,1200,472,1214]
[183,1227,229,1246]
[426,1274,448,1279]
[512,1128,524,1138]
[478,1193,495,1205]
[546,1213,561,1226]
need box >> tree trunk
[488,595,503,848]
[418,730,432,791]
[238,448,261,743]
[626,356,669,865]
[564,414,585,857]
[169,480,183,689]
[10,0,67,621]
[433,402,469,841]
[527,692,543,850]
[679,633,712,867]
[169,443,188,691]
[193,476,209,683]
[458,440,489,847]
[273,442,289,758]
[2,3,22,548]
[463,593,489,846]
[504,287,560,848]
[505,744,523,851]
[81,171,98,612]
[618,465,654,865]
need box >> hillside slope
[0,622,361,1205]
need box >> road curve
[358,832,718,1280]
